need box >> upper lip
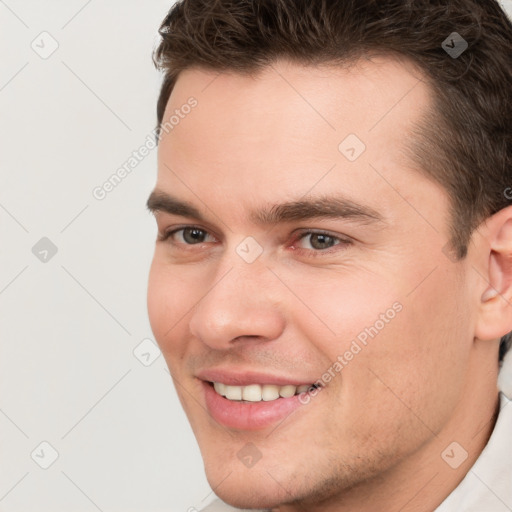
[196,368,316,387]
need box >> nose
[188,257,286,350]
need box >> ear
[474,206,512,341]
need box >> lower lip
[202,381,309,430]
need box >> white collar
[435,352,512,512]
[435,392,512,511]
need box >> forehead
[156,57,446,232]
[165,55,429,137]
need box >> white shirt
[435,391,512,511]
[201,355,512,512]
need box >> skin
[146,57,512,511]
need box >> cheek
[395,266,471,373]
[281,264,402,347]
[147,260,170,340]
[147,258,194,356]
[290,261,470,428]
[339,267,471,435]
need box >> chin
[211,480,286,510]
[203,461,294,510]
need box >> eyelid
[292,228,351,241]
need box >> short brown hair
[152,0,512,356]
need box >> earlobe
[474,208,512,341]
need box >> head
[147,1,512,509]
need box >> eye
[298,232,339,250]
[292,230,352,254]
[160,226,216,245]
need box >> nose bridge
[188,245,285,348]
[210,235,280,302]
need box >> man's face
[147,58,478,508]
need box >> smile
[201,380,322,430]
[212,382,316,402]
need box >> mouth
[210,381,319,402]
[200,377,322,430]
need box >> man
[145,1,512,510]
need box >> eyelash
[158,226,353,256]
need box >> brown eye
[298,232,340,250]
[181,227,209,244]
[162,227,215,244]
[311,233,337,250]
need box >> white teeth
[242,384,262,402]
[224,385,243,400]
[261,384,280,401]
[212,382,313,402]
[279,385,297,398]
[213,382,226,396]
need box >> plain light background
[0,1,212,511]
[1,1,512,511]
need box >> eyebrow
[146,190,385,226]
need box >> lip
[196,368,315,387]
[201,380,310,430]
